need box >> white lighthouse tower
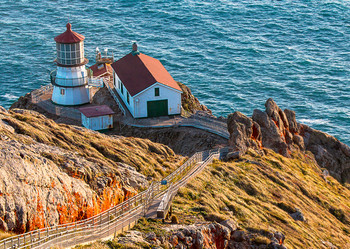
[51,23,90,105]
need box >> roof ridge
[136,53,158,83]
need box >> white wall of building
[56,65,87,87]
[81,114,113,130]
[134,83,181,118]
[52,64,90,105]
[52,85,90,106]
[114,72,181,118]
[114,73,134,116]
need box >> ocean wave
[0,0,349,145]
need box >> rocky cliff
[170,149,350,248]
[112,126,227,156]
[78,220,287,249]
[178,82,212,115]
[0,107,184,233]
[227,98,350,184]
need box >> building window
[127,92,130,104]
[155,87,159,96]
[121,84,124,94]
[60,89,65,95]
[113,74,116,87]
[118,80,121,89]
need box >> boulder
[176,231,185,241]
[265,98,289,131]
[146,232,157,241]
[220,219,238,233]
[301,124,350,183]
[227,98,350,183]
[252,109,289,157]
[273,231,285,245]
[284,109,299,134]
[290,208,306,222]
[227,111,262,153]
[232,230,247,242]
[226,151,243,161]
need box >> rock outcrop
[0,107,183,232]
[227,111,261,153]
[178,82,212,115]
[115,221,287,249]
[227,98,350,183]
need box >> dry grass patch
[172,148,350,248]
[2,110,185,181]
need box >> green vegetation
[132,218,167,237]
[170,215,179,224]
[172,149,350,248]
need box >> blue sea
[0,0,349,144]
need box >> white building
[79,105,114,131]
[111,44,182,118]
[51,23,90,106]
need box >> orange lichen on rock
[27,192,46,231]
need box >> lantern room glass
[56,42,85,65]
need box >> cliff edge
[0,107,184,233]
[227,98,350,184]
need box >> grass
[1,110,185,183]
[0,231,16,241]
[171,148,350,249]
[0,109,186,233]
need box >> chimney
[132,42,137,51]
[131,42,140,55]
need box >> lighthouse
[51,23,90,106]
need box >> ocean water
[0,0,349,144]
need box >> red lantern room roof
[54,23,85,44]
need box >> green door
[147,100,168,117]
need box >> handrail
[0,147,230,249]
[104,78,126,116]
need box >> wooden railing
[0,147,230,249]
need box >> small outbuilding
[79,105,114,131]
[111,43,182,118]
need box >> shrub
[252,236,270,245]
[171,215,179,224]
[204,212,227,223]
[329,207,349,225]
[275,202,296,214]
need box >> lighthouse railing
[50,70,88,87]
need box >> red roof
[89,63,113,77]
[111,53,182,96]
[54,23,85,44]
[79,105,114,118]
